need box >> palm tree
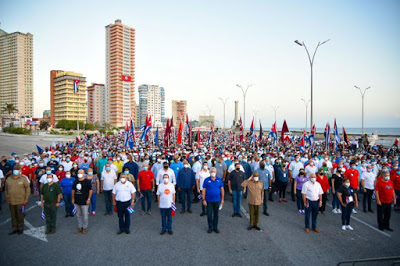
[2,103,18,117]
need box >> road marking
[326,203,391,238]
[24,219,48,242]
[0,204,37,226]
[240,205,250,219]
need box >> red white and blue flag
[140,115,152,143]
[308,124,316,146]
[171,202,177,216]
[269,122,278,144]
[333,119,341,146]
[73,79,80,93]
[250,117,256,145]
[300,134,306,152]
[129,119,135,149]
[324,122,331,148]
[239,117,244,142]
[126,206,135,214]
[185,114,190,136]
[124,121,129,148]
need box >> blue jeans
[341,204,353,225]
[140,190,152,211]
[104,190,113,214]
[232,190,242,214]
[160,208,172,231]
[332,192,340,209]
[180,188,192,211]
[296,189,304,210]
[89,193,97,212]
[305,200,319,229]
[116,200,131,231]
[63,194,73,214]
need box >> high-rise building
[172,100,187,127]
[50,70,87,126]
[138,84,165,128]
[0,29,33,118]
[233,100,239,127]
[105,19,136,127]
[87,83,106,124]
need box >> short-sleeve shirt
[72,179,92,205]
[337,185,356,207]
[228,170,245,190]
[157,183,176,208]
[375,179,394,204]
[42,183,62,203]
[138,170,154,190]
[203,177,223,202]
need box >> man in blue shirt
[177,160,195,213]
[96,152,108,178]
[256,161,272,216]
[202,167,224,234]
[123,154,139,180]
[170,157,183,180]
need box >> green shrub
[3,127,31,135]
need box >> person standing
[202,168,224,233]
[177,160,195,214]
[72,170,92,234]
[331,168,344,214]
[301,174,323,233]
[289,155,304,202]
[41,174,62,234]
[112,174,136,234]
[101,163,117,215]
[345,161,360,214]
[228,163,245,217]
[196,162,210,216]
[137,163,155,215]
[375,171,396,231]
[5,166,30,235]
[157,174,176,235]
[123,154,139,181]
[86,168,99,216]
[337,178,358,231]
[391,166,400,212]
[316,169,330,214]
[276,164,289,202]
[256,161,271,216]
[294,169,308,214]
[361,166,376,213]
[241,172,264,230]
[59,171,76,217]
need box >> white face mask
[58,168,63,171]
[184,164,189,168]
[344,183,350,188]
[254,177,259,182]
[163,178,169,184]
[47,178,53,183]
[66,174,71,178]
[120,178,126,183]
[203,166,208,170]
[384,176,390,181]
[310,178,316,183]
[77,174,83,178]
[210,173,216,177]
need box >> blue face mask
[124,170,129,174]
[106,167,111,171]
[46,170,51,174]
[88,172,93,175]
[66,158,70,162]
[143,167,148,171]
[397,171,400,175]
[13,170,19,175]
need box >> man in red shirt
[137,163,155,215]
[390,165,400,212]
[344,161,359,214]
[20,162,32,182]
[375,171,396,231]
[316,169,330,214]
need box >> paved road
[0,191,399,266]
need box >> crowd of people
[0,130,399,236]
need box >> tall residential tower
[138,84,165,128]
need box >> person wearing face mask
[256,161,272,216]
[137,163,155,215]
[361,166,376,213]
[61,156,73,172]
[86,168,99,216]
[375,171,396,231]
[123,167,135,184]
[316,169,330,214]
[390,165,400,212]
[228,162,245,217]
[276,164,289,202]
[337,178,358,231]
[113,156,124,176]
[41,174,62,234]
[157,174,176,235]
[241,172,264,231]
[123,154,139,181]
[47,155,59,173]
[59,171,76,217]
[196,162,210,216]
[177,160,196,214]
[294,169,308,214]
[5,165,30,235]
[72,170,93,234]
[70,163,79,178]
[301,174,323,233]
[305,159,318,177]
[344,161,360,214]
[331,168,344,214]
[96,153,109,178]
[112,173,136,235]
[55,165,66,182]
[101,163,117,215]
[289,155,304,202]
[156,161,176,188]
[39,167,59,192]
[202,167,224,234]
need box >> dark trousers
[249,204,260,227]
[63,193,73,214]
[180,188,192,211]
[296,189,305,210]
[396,190,400,210]
[263,189,268,212]
[305,200,319,229]
[320,193,327,212]
[44,203,57,230]
[377,203,391,230]
[193,187,200,202]
[269,182,277,200]
[9,204,24,231]
[200,190,206,214]
[290,181,296,201]
[140,190,152,211]
[363,189,374,211]
[278,181,287,199]
[160,208,172,231]
[116,200,131,231]
[104,190,113,214]
[341,204,353,225]
[206,201,220,230]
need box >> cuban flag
[72,205,77,215]
[155,127,159,147]
[129,119,135,149]
[208,124,214,144]
[185,114,190,136]
[40,209,45,220]
[333,119,341,146]
[140,115,152,143]
[300,134,306,152]
[171,202,177,216]
[126,206,135,214]
[73,79,80,93]
[324,122,331,148]
[268,122,278,144]
[250,118,256,145]
[124,121,129,148]
[308,124,316,146]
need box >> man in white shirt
[39,167,59,191]
[101,163,117,215]
[228,160,244,173]
[61,157,73,172]
[157,173,176,235]
[289,155,304,201]
[196,162,210,216]
[156,162,176,186]
[305,160,318,177]
[318,156,333,169]
[112,173,136,234]
[361,166,376,213]
[301,174,323,233]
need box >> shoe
[70,214,74,217]
[232,213,236,217]
[75,228,83,234]
[147,211,151,215]
[180,210,186,214]
[237,213,242,218]
[320,211,325,215]
[65,214,69,218]
[160,230,166,235]
[301,210,305,214]
[298,210,302,214]
[200,212,206,217]
[254,226,261,231]
[117,230,124,235]
[346,225,353,231]
[379,227,384,231]
[368,210,374,213]
[264,212,269,216]
[140,211,145,216]
[313,228,320,233]
[8,230,18,235]
[283,199,288,202]
[168,230,173,235]
[292,198,296,202]
[125,230,131,234]
[268,199,274,202]
[188,209,192,213]
[45,229,51,234]
[278,199,282,202]
[207,229,212,234]
[363,209,367,213]
[214,229,220,234]
[247,226,253,230]
[104,213,109,216]
[352,209,357,214]
[337,209,342,214]
[304,228,310,233]
[17,230,23,235]
[385,227,394,232]
[49,230,55,234]
[332,209,338,214]
[92,211,96,216]
[82,229,88,234]
[342,225,346,231]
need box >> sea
[289,128,400,136]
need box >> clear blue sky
[1,0,399,129]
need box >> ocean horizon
[242,127,400,136]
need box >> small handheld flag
[59,200,65,207]
[21,205,26,214]
[40,210,45,220]
[126,206,135,214]
[171,202,177,216]
[198,194,202,200]
[72,205,77,215]
[139,193,144,199]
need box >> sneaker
[160,230,166,235]
[337,209,342,214]
[301,210,305,214]
[75,228,83,234]
[168,230,173,235]
[304,228,310,233]
[352,209,357,214]
[342,225,346,231]
[147,211,151,215]
[332,209,338,214]
[346,225,353,231]
[207,229,212,234]
[298,210,302,214]
[140,211,145,216]
[254,226,261,231]
[92,211,96,216]
[82,229,88,234]
[200,212,206,217]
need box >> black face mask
[236,167,240,171]
[164,166,168,169]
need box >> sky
[0,0,399,129]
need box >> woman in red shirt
[390,167,400,212]
[375,171,396,231]
[55,165,66,182]
[316,169,330,214]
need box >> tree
[2,103,18,117]
[39,120,50,130]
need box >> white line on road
[240,205,250,219]
[0,204,38,226]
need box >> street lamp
[271,106,280,123]
[236,84,254,129]
[354,85,371,135]
[218,97,229,130]
[294,39,330,131]
[301,98,311,130]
